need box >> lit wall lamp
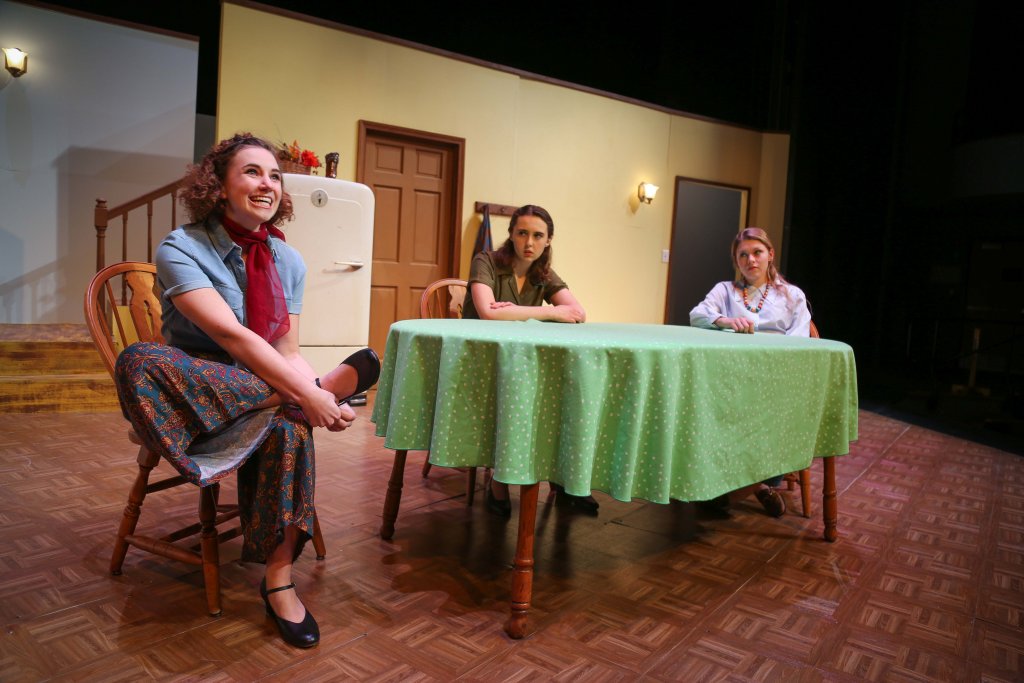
[638,182,659,204]
[3,48,28,77]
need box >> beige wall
[218,3,788,324]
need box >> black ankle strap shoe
[260,578,320,648]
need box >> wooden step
[0,323,92,342]
[0,373,120,413]
[0,340,106,375]
[0,325,116,413]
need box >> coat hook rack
[474,201,518,217]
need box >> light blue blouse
[155,217,306,351]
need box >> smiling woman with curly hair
[112,132,379,649]
[178,134,295,225]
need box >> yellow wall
[218,3,788,324]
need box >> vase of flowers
[277,140,322,175]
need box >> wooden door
[358,122,464,357]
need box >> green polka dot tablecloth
[372,319,858,504]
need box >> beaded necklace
[740,282,771,313]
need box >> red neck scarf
[221,214,291,344]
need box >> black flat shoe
[338,348,381,404]
[260,578,320,648]
[756,487,787,518]
[485,484,512,518]
[550,483,600,515]
[317,348,381,406]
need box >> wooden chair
[419,277,467,319]
[782,319,821,517]
[417,278,481,504]
[84,261,326,616]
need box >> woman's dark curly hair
[180,132,294,226]
[492,204,554,284]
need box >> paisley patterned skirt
[115,342,315,563]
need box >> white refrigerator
[278,174,375,374]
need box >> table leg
[380,449,408,540]
[822,456,838,542]
[505,482,539,639]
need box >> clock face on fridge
[310,189,328,208]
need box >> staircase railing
[94,177,185,271]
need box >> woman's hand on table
[549,304,585,323]
[715,317,756,333]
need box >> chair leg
[799,468,812,518]
[465,467,478,506]
[421,454,432,478]
[110,446,157,576]
[312,514,327,560]
[198,485,223,617]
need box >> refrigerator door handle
[332,260,365,269]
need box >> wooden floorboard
[0,401,1021,681]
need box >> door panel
[372,185,402,262]
[416,150,442,177]
[413,191,441,264]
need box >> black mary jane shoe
[260,578,320,648]
[485,484,512,518]
[550,482,600,515]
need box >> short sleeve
[156,229,213,298]
[542,268,568,303]
[468,252,497,291]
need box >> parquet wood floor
[0,399,1021,681]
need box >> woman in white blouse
[689,227,812,516]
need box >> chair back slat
[420,278,468,319]
[85,262,164,378]
[126,270,164,346]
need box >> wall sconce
[638,182,659,204]
[3,48,28,78]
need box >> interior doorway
[357,121,465,356]
[664,177,750,325]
